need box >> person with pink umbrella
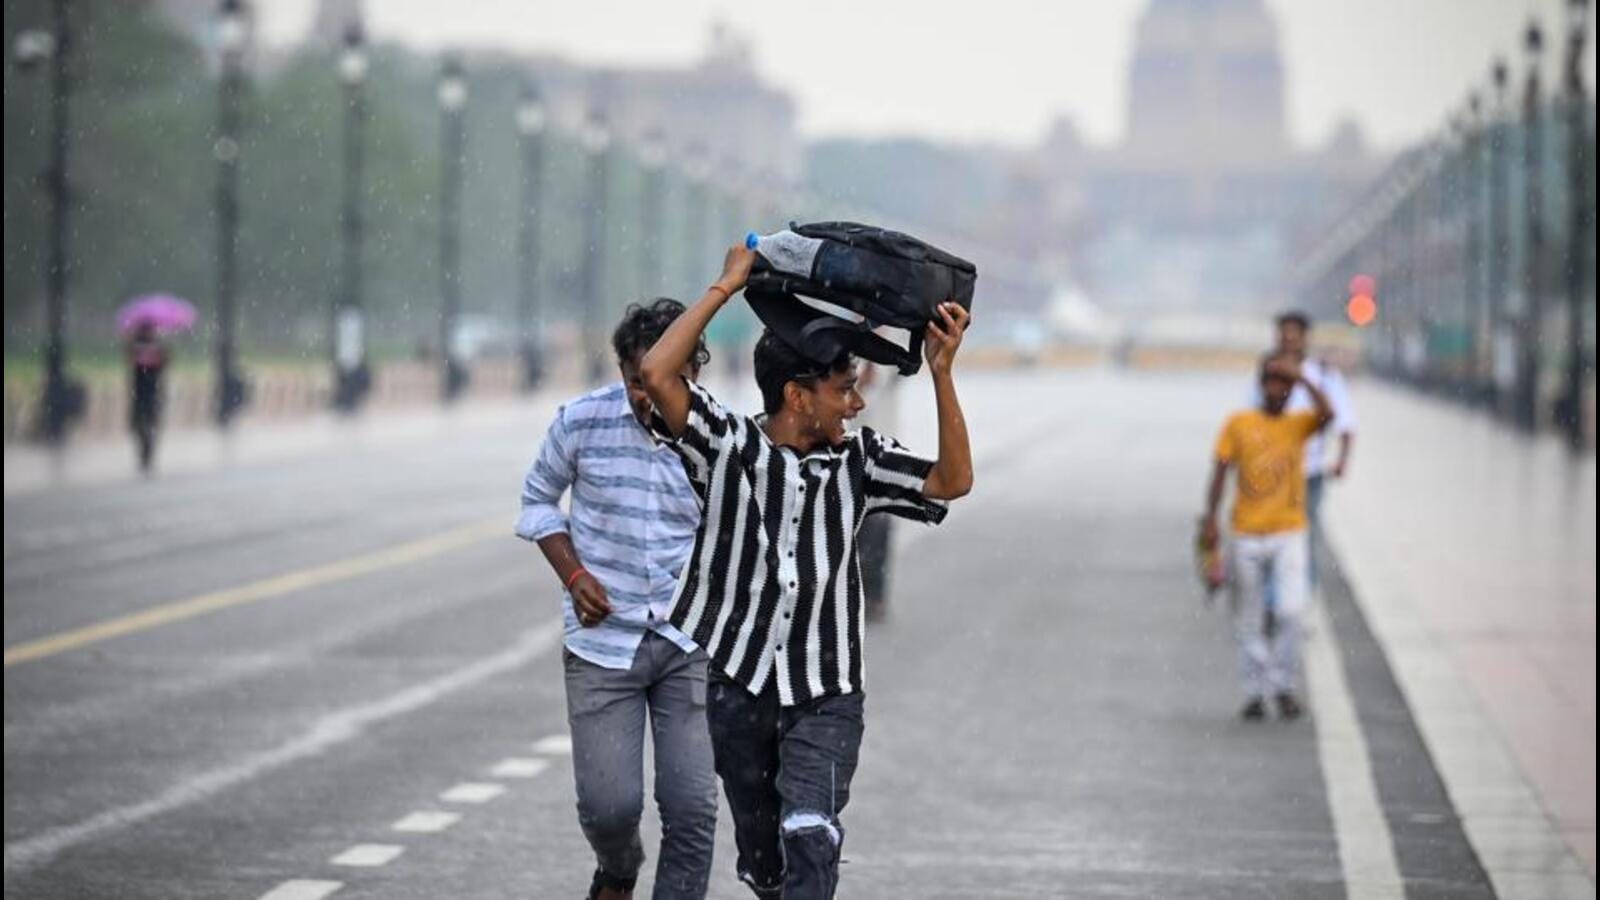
[118,294,195,473]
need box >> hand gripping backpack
[743,221,977,376]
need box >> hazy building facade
[1018,0,1381,312]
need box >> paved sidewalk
[1323,379,1597,899]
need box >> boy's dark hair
[1275,310,1312,332]
[612,298,709,371]
[753,328,853,416]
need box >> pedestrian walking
[126,322,168,473]
[853,359,903,623]
[516,299,719,900]
[1204,352,1335,722]
[639,244,974,899]
[1250,312,1358,611]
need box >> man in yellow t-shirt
[1202,353,1333,722]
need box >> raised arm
[920,302,974,501]
[640,244,755,437]
[1298,369,1334,430]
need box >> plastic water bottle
[745,229,823,279]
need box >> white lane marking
[490,757,549,779]
[440,782,506,804]
[1304,603,1406,899]
[1325,522,1594,898]
[258,878,344,899]
[391,811,461,834]
[330,844,404,867]
[531,734,572,755]
[2,622,562,876]
[7,568,532,746]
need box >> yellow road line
[3,518,507,668]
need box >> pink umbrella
[118,293,197,335]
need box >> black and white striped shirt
[652,379,948,706]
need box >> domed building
[1017,0,1382,311]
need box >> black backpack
[744,221,977,375]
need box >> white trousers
[1229,530,1309,699]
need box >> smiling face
[789,364,866,447]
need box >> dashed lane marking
[330,844,404,867]
[2,622,562,875]
[391,811,462,834]
[439,782,506,804]
[490,757,550,779]
[258,879,343,899]
[531,734,572,755]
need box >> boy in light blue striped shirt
[517,299,716,900]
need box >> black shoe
[587,869,636,900]
[1240,697,1267,721]
[1276,692,1304,721]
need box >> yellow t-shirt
[1214,409,1323,535]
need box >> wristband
[706,283,732,302]
[565,568,591,591]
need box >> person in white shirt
[1249,311,1358,606]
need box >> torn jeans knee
[780,810,842,847]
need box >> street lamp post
[638,128,668,304]
[1515,20,1546,431]
[333,20,369,413]
[1559,0,1593,448]
[215,0,249,427]
[437,56,468,403]
[579,109,611,385]
[1465,93,1491,400]
[515,81,546,391]
[683,143,711,288]
[1488,59,1513,416]
[17,1,84,443]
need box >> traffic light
[1346,274,1378,327]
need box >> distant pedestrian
[516,299,718,900]
[854,359,903,623]
[1205,353,1334,722]
[126,322,168,473]
[1250,311,1358,609]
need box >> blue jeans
[707,672,865,899]
[564,633,718,899]
[1305,473,1325,590]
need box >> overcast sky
[258,0,1596,151]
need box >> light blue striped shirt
[516,383,701,669]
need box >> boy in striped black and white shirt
[641,245,974,899]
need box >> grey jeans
[564,631,718,899]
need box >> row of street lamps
[1296,0,1593,448]
[13,0,789,438]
